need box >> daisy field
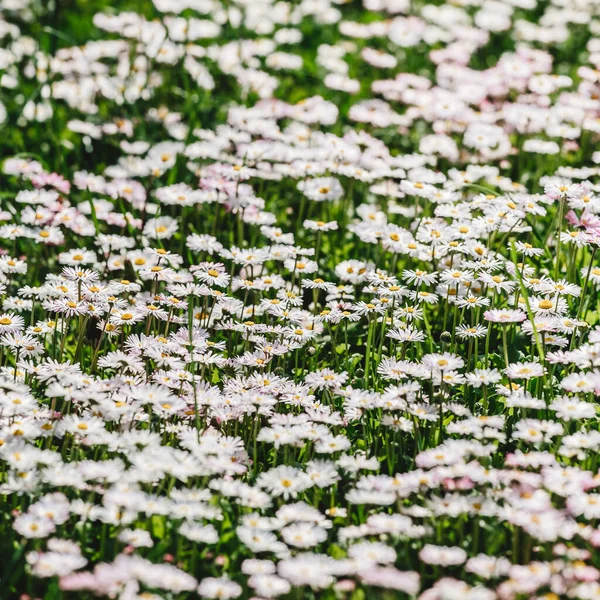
[1,0,600,598]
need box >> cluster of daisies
[2,0,600,598]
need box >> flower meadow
[3,0,600,599]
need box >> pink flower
[566,209,580,227]
[31,172,71,194]
[443,477,475,491]
[484,309,527,323]
[59,572,97,591]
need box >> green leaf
[329,544,347,559]
[351,589,366,600]
[151,515,165,539]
